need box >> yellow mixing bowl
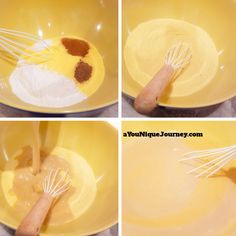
[122,121,236,236]
[123,0,236,108]
[0,0,117,114]
[0,121,118,235]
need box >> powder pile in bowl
[9,36,105,108]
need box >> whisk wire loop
[180,145,236,178]
[43,169,71,198]
[0,27,51,61]
[165,42,192,70]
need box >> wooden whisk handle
[15,193,54,236]
[134,64,174,114]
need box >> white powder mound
[9,63,87,108]
[9,39,87,108]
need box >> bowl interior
[122,121,236,235]
[0,0,118,113]
[123,0,236,108]
[0,121,118,235]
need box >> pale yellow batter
[1,146,97,225]
[123,137,236,236]
[124,19,219,97]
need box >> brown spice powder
[74,61,93,83]
[61,38,90,57]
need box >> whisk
[0,27,50,62]
[179,144,236,178]
[16,168,71,236]
[134,43,192,114]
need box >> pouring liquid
[31,121,40,175]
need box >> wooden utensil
[15,169,70,236]
[134,43,192,114]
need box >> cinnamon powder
[74,61,92,83]
[61,38,90,57]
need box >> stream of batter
[31,121,40,175]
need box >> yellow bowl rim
[0,99,118,114]
[122,91,236,109]
[0,217,118,236]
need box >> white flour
[9,40,87,108]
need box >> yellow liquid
[123,137,236,236]
[1,146,97,225]
[31,121,40,175]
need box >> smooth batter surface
[124,19,219,97]
[123,138,236,236]
[1,146,97,225]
